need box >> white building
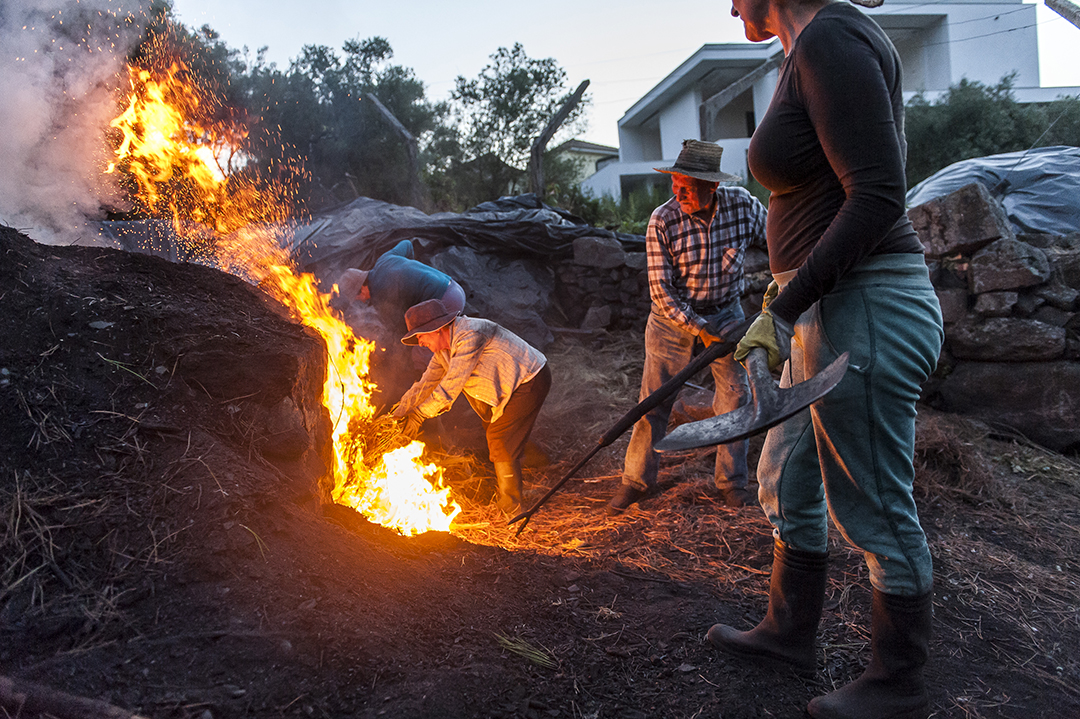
[583,0,1080,200]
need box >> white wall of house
[618,122,663,163]
[868,1,1039,93]
[753,66,780,128]
[586,0,1076,201]
[581,137,753,200]
[659,89,703,159]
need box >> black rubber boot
[807,588,932,719]
[706,539,828,676]
[493,460,523,516]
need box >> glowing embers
[106,60,458,535]
[334,442,460,536]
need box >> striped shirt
[647,186,767,335]
[398,316,546,423]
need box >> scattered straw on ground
[429,335,1080,712]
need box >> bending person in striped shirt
[391,299,551,517]
[608,139,767,514]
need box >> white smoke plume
[0,0,150,244]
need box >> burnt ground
[2,224,1079,719]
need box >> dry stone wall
[554,236,651,331]
[548,185,1080,454]
[912,182,1080,453]
[552,235,772,333]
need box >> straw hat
[401,299,459,345]
[655,139,741,183]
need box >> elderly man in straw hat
[608,139,767,514]
[390,299,551,516]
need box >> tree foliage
[452,43,586,169]
[430,43,589,210]
[905,75,1080,187]
[122,9,592,214]
[241,37,446,209]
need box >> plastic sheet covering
[284,193,645,280]
[907,146,1080,236]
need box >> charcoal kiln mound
[2,226,1080,719]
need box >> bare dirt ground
[2,224,1080,719]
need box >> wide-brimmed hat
[401,299,459,345]
[329,268,369,310]
[655,139,741,183]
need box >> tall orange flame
[107,61,459,535]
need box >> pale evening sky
[170,0,1080,149]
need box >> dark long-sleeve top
[749,2,924,325]
[367,240,452,318]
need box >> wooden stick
[527,79,590,195]
[0,675,150,719]
[1047,0,1080,30]
[508,312,759,534]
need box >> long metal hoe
[507,312,759,535]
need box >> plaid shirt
[397,316,546,423]
[647,186,767,336]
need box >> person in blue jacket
[332,239,466,328]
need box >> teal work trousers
[758,253,943,596]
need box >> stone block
[973,291,1017,318]
[744,246,771,275]
[947,316,1065,361]
[671,386,715,425]
[1032,305,1073,328]
[1034,282,1080,311]
[1014,292,1045,317]
[573,235,627,269]
[1045,246,1080,290]
[431,246,554,350]
[625,252,648,271]
[968,238,1050,294]
[580,305,612,331]
[907,182,1015,259]
[936,288,968,324]
[1017,232,1058,249]
[938,361,1080,452]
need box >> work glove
[734,309,793,371]
[399,410,424,440]
[762,280,779,310]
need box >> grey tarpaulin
[285,194,645,280]
[907,146,1080,236]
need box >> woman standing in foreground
[713,0,944,717]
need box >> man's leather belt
[691,302,731,316]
